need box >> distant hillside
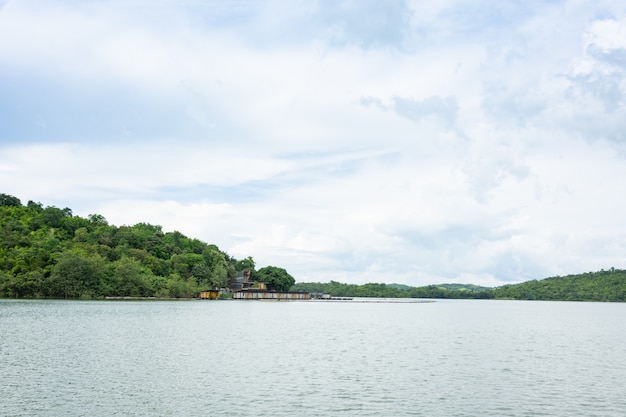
[291,281,491,299]
[491,269,626,302]
[386,283,413,291]
[0,193,262,299]
[4,193,624,302]
[292,270,625,302]
[436,283,491,292]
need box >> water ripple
[1,299,625,416]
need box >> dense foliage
[254,266,295,292]
[290,281,491,299]
[3,193,624,302]
[490,269,626,302]
[0,194,255,298]
[292,271,626,302]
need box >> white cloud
[2,0,626,287]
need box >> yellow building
[198,290,221,300]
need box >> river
[1,299,625,416]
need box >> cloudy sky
[1,0,626,287]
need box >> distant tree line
[489,269,625,302]
[291,270,626,302]
[290,281,493,299]
[3,193,624,302]
[0,193,288,299]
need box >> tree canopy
[2,193,624,302]
[255,266,295,292]
[291,271,625,302]
[0,193,281,299]
[290,281,492,299]
[489,269,625,302]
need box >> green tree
[235,256,255,272]
[164,273,197,298]
[0,194,21,207]
[256,266,295,292]
[88,213,108,226]
[0,270,44,298]
[111,256,154,297]
[49,251,107,298]
[202,246,230,288]
[0,193,271,299]
[170,253,205,279]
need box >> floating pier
[231,290,310,300]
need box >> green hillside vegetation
[291,271,625,302]
[2,193,625,302]
[437,283,491,292]
[490,269,626,302]
[290,281,492,299]
[0,193,261,299]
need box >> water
[1,299,625,417]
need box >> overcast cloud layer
[2,0,626,287]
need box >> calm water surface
[1,299,625,416]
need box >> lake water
[1,299,625,417]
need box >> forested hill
[290,281,493,299]
[292,270,626,302]
[490,269,626,302]
[0,193,258,298]
[2,193,625,302]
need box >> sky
[1,0,626,287]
